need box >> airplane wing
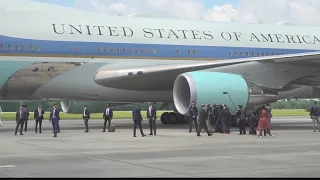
[94,51,320,91]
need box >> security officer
[23,105,30,132]
[34,105,44,133]
[310,101,320,132]
[15,106,26,136]
[132,103,146,137]
[214,105,223,133]
[102,104,113,132]
[206,104,213,132]
[83,105,90,133]
[188,102,198,133]
[247,109,257,135]
[236,105,247,135]
[147,102,157,136]
[223,105,231,133]
[50,104,60,137]
[197,104,213,137]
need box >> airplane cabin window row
[229,51,285,57]
[97,48,157,55]
[0,44,40,51]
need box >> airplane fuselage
[0,8,320,102]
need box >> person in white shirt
[102,104,113,132]
[83,105,90,133]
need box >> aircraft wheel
[168,112,177,124]
[176,113,185,124]
[161,112,169,124]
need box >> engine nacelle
[60,101,133,114]
[173,72,278,115]
[60,101,108,114]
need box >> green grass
[0,109,309,121]
[0,111,172,120]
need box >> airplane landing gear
[160,112,189,125]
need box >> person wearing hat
[236,105,247,135]
[197,104,213,137]
[132,103,146,137]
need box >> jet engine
[60,101,108,114]
[60,101,132,114]
[173,72,278,116]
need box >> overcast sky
[32,0,320,26]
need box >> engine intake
[173,72,278,115]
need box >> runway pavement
[0,116,320,177]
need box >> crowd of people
[188,102,273,138]
[10,101,320,138]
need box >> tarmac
[0,116,319,177]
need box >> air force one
[1,0,320,125]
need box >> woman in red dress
[257,105,272,138]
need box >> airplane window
[246,52,249,56]
[276,53,279,55]
[74,47,78,52]
[30,45,34,51]
[15,45,19,50]
[0,44,3,49]
[117,48,120,53]
[128,49,132,53]
[110,48,114,53]
[193,50,196,55]
[188,50,191,55]
[176,50,180,55]
[240,52,243,56]
[104,48,107,52]
[35,46,40,51]
[261,52,265,56]
[229,51,232,56]
[153,49,157,54]
[256,52,260,56]
[21,45,26,50]
[251,52,254,56]
[97,48,101,52]
[147,49,151,54]
[122,48,126,53]
[140,49,144,54]
[234,52,237,56]
[8,44,12,50]
[135,49,139,53]
[266,52,269,56]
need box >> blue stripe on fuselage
[0,35,317,59]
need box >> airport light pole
[223,92,237,111]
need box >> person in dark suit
[23,105,30,132]
[34,105,45,133]
[83,105,90,133]
[188,102,198,133]
[49,104,60,137]
[197,104,213,137]
[147,102,157,136]
[15,106,26,136]
[102,104,113,132]
[132,103,146,137]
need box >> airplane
[1,0,320,126]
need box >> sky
[32,0,320,26]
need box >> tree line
[0,100,318,112]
